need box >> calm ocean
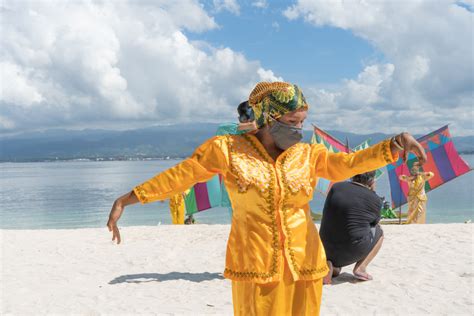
[1,156,473,229]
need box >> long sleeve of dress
[310,139,398,182]
[133,136,229,204]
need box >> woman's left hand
[107,200,124,244]
[397,132,427,164]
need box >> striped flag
[387,125,471,208]
[182,123,237,215]
[183,175,225,215]
[313,126,350,153]
[353,139,370,151]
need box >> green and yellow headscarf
[248,82,309,129]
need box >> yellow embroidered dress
[133,134,397,315]
[401,172,434,224]
[169,193,185,224]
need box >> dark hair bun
[237,101,255,123]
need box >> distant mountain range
[1,124,472,162]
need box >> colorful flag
[353,139,370,151]
[181,123,237,216]
[183,175,225,215]
[313,125,350,153]
[387,125,471,208]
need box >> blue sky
[188,2,383,85]
[0,0,472,136]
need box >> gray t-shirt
[319,181,382,245]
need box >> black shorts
[324,224,383,268]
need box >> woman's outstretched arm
[311,132,426,182]
[106,136,229,244]
[107,190,139,244]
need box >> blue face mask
[269,118,303,150]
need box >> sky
[1,0,473,136]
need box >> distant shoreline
[2,125,473,163]
[0,156,187,163]
[1,152,473,163]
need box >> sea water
[1,156,473,229]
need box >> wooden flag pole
[398,204,402,225]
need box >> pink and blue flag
[387,125,471,208]
[183,123,236,215]
[183,175,226,215]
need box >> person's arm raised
[310,132,426,183]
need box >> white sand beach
[1,223,473,315]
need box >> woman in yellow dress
[107,82,426,315]
[399,162,434,224]
[169,193,185,224]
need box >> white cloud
[271,21,280,31]
[252,0,268,9]
[213,0,240,15]
[257,68,283,82]
[285,0,474,136]
[0,61,44,107]
[0,0,277,132]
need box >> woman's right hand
[106,190,140,244]
[107,200,124,244]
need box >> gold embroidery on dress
[280,144,319,275]
[224,135,280,280]
[279,145,300,273]
[300,266,328,275]
[134,185,148,203]
[282,144,312,196]
[228,135,271,193]
[381,140,393,164]
[223,175,280,280]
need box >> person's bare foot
[353,268,373,281]
[323,261,334,285]
[333,266,341,277]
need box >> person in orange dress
[399,162,434,224]
[107,82,426,315]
